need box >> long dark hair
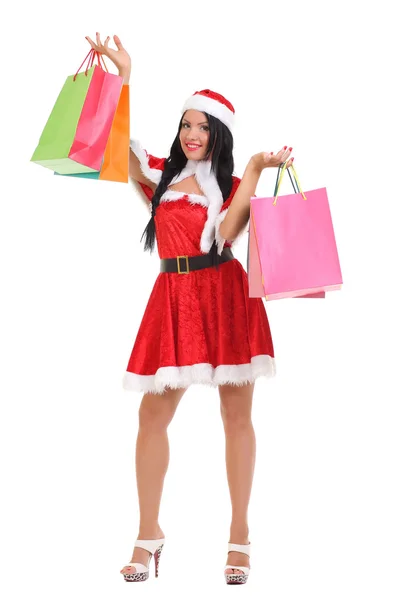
[141,111,234,254]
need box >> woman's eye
[182,123,208,131]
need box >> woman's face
[179,109,210,161]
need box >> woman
[86,33,294,585]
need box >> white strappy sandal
[121,537,165,582]
[224,541,251,585]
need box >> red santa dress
[122,139,276,394]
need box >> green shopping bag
[54,171,100,179]
[31,50,104,175]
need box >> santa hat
[181,89,235,132]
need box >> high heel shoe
[224,541,251,585]
[121,537,165,582]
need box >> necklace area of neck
[168,159,223,254]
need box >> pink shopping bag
[67,49,123,171]
[247,162,343,301]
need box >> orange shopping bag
[99,84,130,182]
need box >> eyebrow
[183,118,209,125]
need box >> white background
[1,0,399,597]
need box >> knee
[221,410,252,431]
[138,395,176,432]
[220,397,252,431]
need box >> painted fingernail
[284,146,287,149]
[289,147,293,151]
[270,152,273,155]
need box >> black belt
[160,247,234,274]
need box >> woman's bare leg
[121,385,187,575]
[219,382,255,575]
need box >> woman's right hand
[85,33,131,79]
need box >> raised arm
[85,33,157,192]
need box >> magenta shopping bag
[247,162,343,301]
[67,50,123,171]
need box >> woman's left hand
[250,146,294,172]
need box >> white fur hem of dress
[122,355,276,395]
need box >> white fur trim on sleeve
[215,209,249,255]
[130,138,163,185]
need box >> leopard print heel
[121,537,165,582]
[224,541,251,585]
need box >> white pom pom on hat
[181,89,235,132]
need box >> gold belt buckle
[177,255,189,274]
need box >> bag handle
[273,161,307,205]
[273,162,299,196]
[73,49,109,82]
[90,50,108,73]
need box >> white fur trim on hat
[181,95,235,132]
